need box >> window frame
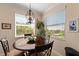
[45,10,65,40]
[15,13,36,37]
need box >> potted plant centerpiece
[27,36,35,44]
[36,20,46,46]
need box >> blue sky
[46,11,65,26]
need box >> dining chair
[28,41,54,56]
[24,34,32,38]
[0,39,24,56]
[65,47,79,56]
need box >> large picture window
[15,14,35,37]
[45,11,65,40]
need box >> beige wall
[0,4,42,55]
[43,3,79,56]
[0,4,15,55]
[65,4,79,51]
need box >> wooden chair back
[0,39,10,56]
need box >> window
[15,14,35,37]
[45,11,65,40]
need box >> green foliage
[46,29,64,37]
[36,21,44,29]
[58,32,64,36]
[16,26,33,35]
[27,39,35,44]
[36,21,46,38]
[46,29,53,36]
[37,28,46,37]
[27,37,35,44]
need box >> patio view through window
[15,14,35,37]
[45,11,65,39]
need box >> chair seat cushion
[8,49,24,56]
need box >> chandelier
[26,3,33,24]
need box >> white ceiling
[18,3,58,13]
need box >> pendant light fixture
[26,3,33,24]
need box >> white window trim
[15,14,36,38]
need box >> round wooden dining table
[13,38,36,51]
[13,37,54,51]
